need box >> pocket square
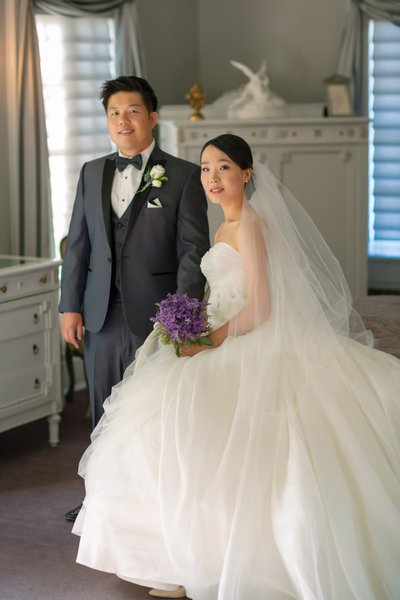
[147,197,162,208]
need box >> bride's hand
[180,324,229,357]
[179,344,207,358]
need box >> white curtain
[36,13,116,253]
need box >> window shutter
[35,14,116,253]
[369,21,400,257]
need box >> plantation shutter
[369,20,400,257]
[35,14,116,253]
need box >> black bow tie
[116,154,142,172]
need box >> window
[35,14,116,255]
[368,20,400,259]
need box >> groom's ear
[149,111,158,130]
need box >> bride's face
[200,145,251,207]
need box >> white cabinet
[0,256,63,446]
[158,115,369,297]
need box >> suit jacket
[59,144,210,337]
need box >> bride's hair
[200,134,269,336]
[201,134,253,169]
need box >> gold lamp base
[185,83,207,121]
[189,111,205,121]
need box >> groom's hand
[61,312,84,349]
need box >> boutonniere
[137,164,168,193]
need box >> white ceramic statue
[227,59,287,119]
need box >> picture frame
[324,74,354,117]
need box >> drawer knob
[34,378,41,390]
[40,275,48,284]
[33,344,40,355]
[0,285,7,294]
[33,313,40,324]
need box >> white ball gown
[73,164,400,600]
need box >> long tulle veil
[228,160,373,350]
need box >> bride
[73,134,400,600]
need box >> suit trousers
[84,300,147,428]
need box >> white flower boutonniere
[137,164,168,193]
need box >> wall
[137,0,348,106]
[136,0,199,106]
[197,0,348,103]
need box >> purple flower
[151,293,212,357]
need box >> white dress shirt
[111,140,155,218]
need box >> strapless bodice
[200,242,247,330]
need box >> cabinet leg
[48,413,61,447]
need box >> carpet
[0,391,154,600]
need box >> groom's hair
[99,76,158,113]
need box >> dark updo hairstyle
[200,134,253,170]
[99,75,158,113]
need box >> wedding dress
[73,163,400,600]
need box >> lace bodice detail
[200,242,248,330]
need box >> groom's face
[106,91,158,156]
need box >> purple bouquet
[151,293,212,357]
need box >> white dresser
[158,114,369,297]
[0,256,63,446]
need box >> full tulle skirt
[73,323,400,600]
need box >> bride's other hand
[179,344,207,357]
[179,323,229,357]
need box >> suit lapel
[101,156,116,250]
[127,146,167,231]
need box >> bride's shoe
[148,586,186,598]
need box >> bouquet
[151,293,212,357]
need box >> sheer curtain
[36,14,116,253]
[4,0,143,258]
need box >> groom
[59,75,210,520]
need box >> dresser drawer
[0,294,53,343]
[0,365,50,408]
[0,269,58,302]
[0,332,47,376]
